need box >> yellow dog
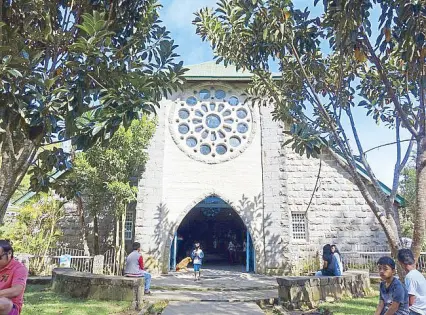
[176,257,192,271]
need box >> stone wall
[57,200,136,254]
[52,268,145,310]
[260,105,291,275]
[282,148,387,258]
[277,271,371,310]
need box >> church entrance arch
[169,196,255,272]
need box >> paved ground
[144,288,277,302]
[161,301,265,315]
[151,267,278,291]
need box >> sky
[158,0,412,187]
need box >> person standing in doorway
[124,242,152,295]
[228,240,236,264]
[191,242,204,281]
[398,249,426,315]
[0,240,28,315]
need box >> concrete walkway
[161,301,265,315]
[151,268,278,291]
[145,268,278,314]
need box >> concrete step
[161,301,266,315]
[144,288,278,303]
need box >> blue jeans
[144,272,151,291]
[410,311,421,315]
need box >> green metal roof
[184,61,281,81]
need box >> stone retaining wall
[276,271,370,310]
[52,268,145,309]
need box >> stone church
[132,61,390,275]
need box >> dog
[176,257,192,271]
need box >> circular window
[170,87,255,163]
[179,124,189,134]
[237,123,248,134]
[215,90,226,99]
[229,96,239,106]
[230,136,241,147]
[186,137,197,147]
[179,109,190,119]
[200,144,211,155]
[236,108,247,119]
[186,96,197,106]
[216,144,227,155]
[206,114,221,129]
[199,89,211,100]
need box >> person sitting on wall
[124,242,152,295]
[315,244,341,277]
[0,239,28,315]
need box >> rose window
[169,87,256,163]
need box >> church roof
[184,61,280,81]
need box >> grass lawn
[22,284,136,315]
[318,294,379,315]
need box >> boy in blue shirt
[375,256,409,315]
[191,242,204,281]
[398,249,426,315]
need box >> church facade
[134,61,388,275]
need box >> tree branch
[360,32,419,139]
[304,159,322,217]
[364,139,413,154]
[346,106,388,201]
[87,73,108,90]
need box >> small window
[291,212,307,240]
[125,211,134,241]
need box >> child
[375,256,409,315]
[191,242,204,281]
[398,249,426,315]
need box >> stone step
[161,301,266,315]
[144,288,278,303]
[151,284,277,291]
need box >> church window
[291,212,307,240]
[124,211,134,241]
[171,87,255,163]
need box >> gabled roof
[184,60,281,81]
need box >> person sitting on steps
[124,242,152,295]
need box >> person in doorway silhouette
[191,242,204,281]
[228,240,236,264]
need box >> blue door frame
[170,230,255,272]
[169,232,177,271]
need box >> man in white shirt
[398,249,426,315]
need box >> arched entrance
[169,196,255,272]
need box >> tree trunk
[0,141,36,223]
[77,196,91,256]
[93,213,100,255]
[120,209,126,272]
[413,136,426,261]
[115,217,120,273]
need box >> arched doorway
[169,196,255,272]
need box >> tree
[194,0,425,261]
[57,117,155,257]
[0,0,185,222]
[0,193,64,274]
